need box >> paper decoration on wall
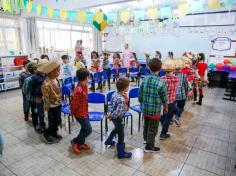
[68,11,77,21]
[107,11,117,23]
[60,9,67,21]
[53,9,60,19]
[32,3,37,13]
[208,0,221,9]
[226,0,236,8]
[160,5,172,19]
[191,0,204,13]
[133,9,145,21]
[178,3,190,17]
[36,4,42,16]
[212,37,231,51]
[120,10,130,23]
[86,11,94,24]
[47,8,54,18]
[41,6,47,16]
[26,1,32,12]
[78,11,86,23]
[147,6,158,20]
[93,10,108,32]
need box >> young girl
[91,51,101,72]
[75,40,84,56]
[105,78,132,159]
[112,52,122,83]
[193,53,208,105]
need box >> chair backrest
[63,77,73,90]
[119,68,127,74]
[88,93,105,104]
[94,72,102,81]
[140,67,149,75]
[129,87,139,99]
[129,67,138,73]
[110,68,117,75]
[62,86,71,96]
[106,90,115,103]
[102,70,109,79]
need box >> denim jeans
[22,93,30,114]
[161,102,176,135]
[73,118,92,145]
[29,101,38,128]
[174,100,186,120]
[36,102,45,128]
[106,118,124,144]
[45,105,62,137]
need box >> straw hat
[175,58,185,69]
[38,59,61,74]
[162,58,176,71]
[37,59,49,72]
[181,56,192,68]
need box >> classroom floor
[0,85,235,176]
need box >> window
[37,20,93,52]
[0,17,21,52]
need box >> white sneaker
[143,141,147,144]
[173,117,181,127]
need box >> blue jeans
[161,102,176,135]
[36,102,45,128]
[174,100,186,120]
[106,118,124,144]
[73,118,92,145]
[22,93,30,114]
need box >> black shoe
[144,146,160,153]
[42,134,53,144]
[160,134,171,140]
[52,134,62,140]
[35,125,43,134]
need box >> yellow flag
[48,8,54,18]
[2,0,7,11]
[120,10,130,23]
[60,9,67,21]
[78,11,86,23]
[147,6,158,20]
[208,0,221,9]
[178,3,190,17]
[93,11,104,24]
[26,1,32,12]
[36,4,42,16]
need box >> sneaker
[35,125,43,134]
[71,141,80,154]
[52,134,62,140]
[170,119,174,125]
[173,117,181,127]
[42,134,53,144]
[78,143,91,150]
[144,146,160,153]
[143,141,147,144]
[160,134,171,140]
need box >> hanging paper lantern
[223,59,231,65]
[208,63,216,70]
[93,10,108,32]
[120,10,130,23]
[216,63,224,70]
[223,64,230,72]
[208,0,221,10]
[147,6,158,20]
[178,3,190,17]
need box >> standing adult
[122,43,133,68]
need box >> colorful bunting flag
[68,11,77,21]
[107,11,117,23]
[60,9,67,21]
[47,7,54,18]
[208,0,221,9]
[41,6,47,16]
[147,6,158,20]
[93,10,108,32]
[86,11,94,24]
[32,3,37,13]
[133,9,145,21]
[26,1,32,12]
[191,0,204,13]
[78,11,86,23]
[36,4,42,16]
[53,9,60,19]
[120,10,130,23]
[178,3,190,17]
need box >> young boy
[61,55,73,80]
[102,52,111,88]
[160,59,179,140]
[104,78,132,159]
[70,68,92,154]
[139,58,168,152]
[31,59,49,133]
[173,59,189,126]
[41,59,62,144]
[19,60,31,121]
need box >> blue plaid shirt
[110,92,128,119]
[175,72,189,100]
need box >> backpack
[23,76,34,102]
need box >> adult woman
[122,43,133,68]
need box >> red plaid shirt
[161,75,179,104]
[70,83,88,118]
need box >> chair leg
[131,115,133,135]
[138,113,141,132]
[105,118,108,132]
[101,119,103,141]
[68,115,71,134]
[126,117,128,125]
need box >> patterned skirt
[192,77,208,88]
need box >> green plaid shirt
[138,73,168,117]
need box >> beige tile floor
[0,84,235,176]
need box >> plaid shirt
[175,72,189,100]
[138,74,168,119]
[70,83,88,118]
[161,74,179,104]
[110,92,128,119]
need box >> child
[160,58,179,140]
[75,40,84,56]
[23,62,39,132]
[70,68,92,154]
[102,52,111,87]
[112,52,122,83]
[61,55,73,80]
[173,59,189,126]
[19,59,30,121]
[105,78,132,159]
[139,58,168,152]
[193,53,208,105]
[41,59,62,144]
[31,59,49,133]
[91,51,101,72]
[74,56,85,70]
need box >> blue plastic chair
[88,93,106,141]
[129,67,139,85]
[110,68,117,82]
[129,87,142,132]
[118,68,127,78]
[105,90,133,135]
[138,67,150,86]
[61,86,71,107]
[74,76,78,83]
[102,69,110,90]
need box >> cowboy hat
[175,58,185,69]
[162,58,176,71]
[39,58,61,74]
[37,59,49,72]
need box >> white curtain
[26,17,39,54]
